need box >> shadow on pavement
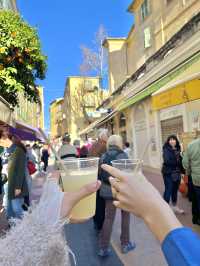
[65,219,124,266]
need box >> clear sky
[17,0,133,131]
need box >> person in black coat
[162,135,184,214]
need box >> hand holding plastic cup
[111,159,143,198]
[60,157,99,222]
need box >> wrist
[144,201,183,243]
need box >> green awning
[118,51,200,112]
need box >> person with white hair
[88,128,109,232]
[98,135,135,257]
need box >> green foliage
[0,10,47,106]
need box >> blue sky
[17,0,133,131]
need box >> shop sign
[160,105,183,121]
[152,79,200,111]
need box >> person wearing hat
[58,135,77,160]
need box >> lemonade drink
[60,158,99,221]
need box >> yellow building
[81,0,200,169]
[14,86,45,129]
[49,98,64,139]
[62,76,107,141]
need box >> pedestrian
[6,135,28,220]
[124,141,133,158]
[98,135,135,257]
[79,144,88,158]
[89,128,109,232]
[73,139,81,158]
[103,164,200,266]
[24,144,37,207]
[57,135,77,159]
[41,144,50,172]
[162,135,184,214]
[183,137,200,225]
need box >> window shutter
[144,27,151,48]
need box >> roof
[103,37,126,48]
[127,0,142,13]
[50,98,64,106]
[66,76,101,80]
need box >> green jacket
[182,138,200,187]
[8,145,28,200]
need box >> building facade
[0,0,17,11]
[49,98,64,139]
[62,76,107,141]
[14,87,45,129]
[81,0,200,169]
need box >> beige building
[62,76,107,141]
[14,86,45,129]
[49,98,64,139]
[81,0,200,169]
[0,0,17,11]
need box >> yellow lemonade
[61,168,98,220]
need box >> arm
[0,173,101,265]
[182,150,190,175]
[162,227,200,266]
[102,164,200,266]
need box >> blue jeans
[6,198,24,219]
[163,174,180,205]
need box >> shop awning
[14,120,45,142]
[152,72,200,110]
[118,51,200,112]
[79,111,117,136]
[0,96,13,125]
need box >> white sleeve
[0,179,70,266]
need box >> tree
[0,10,47,107]
[79,25,108,85]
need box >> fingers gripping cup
[111,159,142,173]
[111,159,143,198]
[60,158,99,221]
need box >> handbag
[179,175,188,197]
[99,182,113,200]
[171,170,181,181]
[28,161,37,175]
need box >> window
[141,0,150,21]
[144,27,151,48]
[119,113,126,128]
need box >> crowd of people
[0,130,50,222]
[0,127,200,265]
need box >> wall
[106,0,200,94]
[105,40,128,93]
[50,99,63,138]
[62,77,104,141]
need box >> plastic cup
[111,159,142,173]
[60,157,99,221]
